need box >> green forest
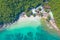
[0,0,60,29]
[48,0,60,28]
[0,0,42,25]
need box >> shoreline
[6,14,59,31]
[6,15,41,30]
[0,14,59,32]
[0,5,60,32]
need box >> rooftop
[43,5,51,9]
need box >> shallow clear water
[0,18,60,40]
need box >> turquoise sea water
[0,18,60,40]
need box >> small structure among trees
[43,5,51,13]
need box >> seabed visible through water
[0,16,60,40]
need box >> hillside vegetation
[48,0,60,28]
[0,0,42,25]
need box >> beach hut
[43,5,51,13]
[43,5,51,9]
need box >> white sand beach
[6,5,60,32]
[6,15,41,30]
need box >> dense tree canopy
[0,0,43,25]
[48,0,60,28]
[0,0,59,29]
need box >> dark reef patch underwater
[0,26,60,40]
